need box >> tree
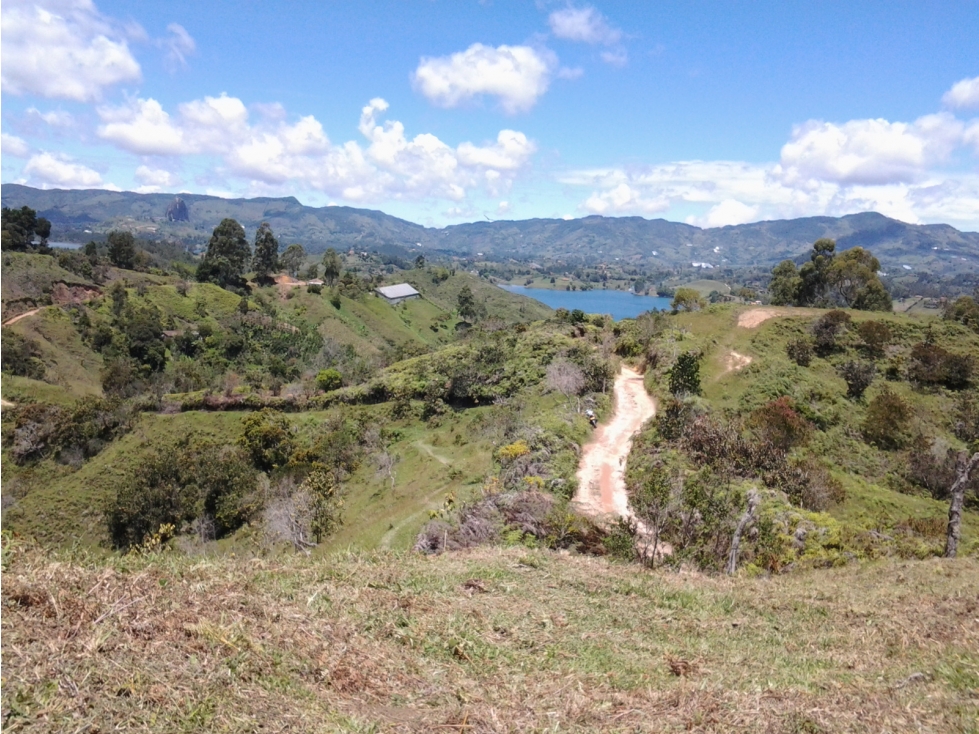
[238,408,296,473]
[457,285,484,322]
[668,352,701,396]
[83,240,99,263]
[671,287,704,312]
[251,222,279,285]
[945,452,979,558]
[827,246,891,311]
[862,387,911,449]
[280,243,306,278]
[316,368,342,392]
[321,248,342,286]
[768,261,801,305]
[414,254,425,269]
[1,206,49,251]
[797,238,836,306]
[198,218,251,290]
[107,230,137,269]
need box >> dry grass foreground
[2,540,977,733]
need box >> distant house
[376,283,421,305]
[307,279,324,286]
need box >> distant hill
[4,184,978,273]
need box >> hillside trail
[722,351,752,375]
[2,308,41,327]
[574,366,656,523]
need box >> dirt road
[2,308,41,327]
[574,366,656,521]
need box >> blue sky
[2,0,978,230]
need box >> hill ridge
[4,183,979,272]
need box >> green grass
[1,251,96,320]
[647,304,979,550]
[5,306,104,397]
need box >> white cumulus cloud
[1,0,142,102]
[2,133,31,157]
[779,113,964,185]
[582,183,668,215]
[133,165,181,193]
[548,5,622,45]
[412,43,556,113]
[94,94,537,204]
[943,76,979,110]
[24,152,103,188]
[698,199,760,227]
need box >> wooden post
[945,452,979,559]
[727,488,760,575]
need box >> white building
[376,283,421,305]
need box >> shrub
[811,310,850,354]
[786,339,813,367]
[907,437,960,500]
[316,368,342,392]
[944,295,979,333]
[952,391,979,443]
[106,437,257,549]
[748,397,812,451]
[837,360,876,400]
[657,397,691,440]
[856,320,892,358]
[238,408,296,472]
[0,331,45,380]
[668,352,701,396]
[907,342,973,390]
[862,387,911,450]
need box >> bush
[9,397,134,464]
[786,339,813,367]
[837,360,876,400]
[106,437,257,548]
[657,397,691,440]
[748,397,812,451]
[316,368,342,392]
[856,320,891,358]
[944,295,979,333]
[862,387,911,450]
[907,341,973,390]
[668,352,701,396]
[907,437,960,500]
[0,331,45,379]
[238,408,296,472]
[811,310,850,354]
[952,391,979,443]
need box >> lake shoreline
[498,284,672,320]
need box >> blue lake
[498,285,672,320]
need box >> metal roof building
[376,283,421,305]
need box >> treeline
[768,238,891,311]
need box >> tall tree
[827,247,892,311]
[251,222,279,286]
[1,206,49,251]
[280,243,306,278]
[107,230,137,269]
[768,260,801,305]
[796,238,836,306]
[321,248,342,286]
[197,218,250,290]
[457,285,484,322]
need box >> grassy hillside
[1,251,99,320]
[618,304,979,572]
[3,538,976,732]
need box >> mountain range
[4,184,978,273]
